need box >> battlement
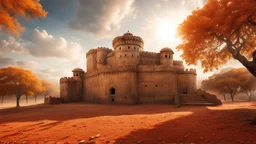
[96,47,113,52]
[173,60,183,66]
[178,68,197,75]
[60,77,78,84]
[140,51,160,58]
[86,47,112,57]
[86,49,97,57]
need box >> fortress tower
[112,31,144,67]
[160,47,174,66]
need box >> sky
[0,0,243,87]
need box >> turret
[112,31,144,66]
[72,68,84,81]
[160,47,174,66]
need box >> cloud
[0,36,27,54]
[69,0,135,38]
[23,29,82,59]
[0,55,38,69]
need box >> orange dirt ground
[0,102,256,144]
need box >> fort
[60,32,221,105]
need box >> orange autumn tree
[0,0,47,36]
[177,0,256,76]
[0,67,42,107]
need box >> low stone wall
[44,96,62,104]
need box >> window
[120,55,122,57]
[145,85,147,87]
[128,46,130,49]
[134,47,136,50]
[155,85,158,87]
[132,54,133,57]
[76,74,78,76]
[110,88,115,94]
[165,55,167,58]
[119,47,121,50]
[125,54,127,57]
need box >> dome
[112,31,144,49]
[72,68,84,72]
[123,31,133,37]
[160,47,174,54]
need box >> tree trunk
[26,95,28,103]
[1,95,4,104]
[16,95,20,107]
[223,94,226,101]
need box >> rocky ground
[0,102,256,144]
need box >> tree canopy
[0,0,47,36]
[0,67,42,107]
[177,0,256,76]
[202,68,256,101]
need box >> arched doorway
[110,87,115,95]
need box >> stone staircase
[179,94,217,106]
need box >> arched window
[110,88,115,94]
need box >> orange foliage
[177,0,256,72]
[202,68,256,101]
[0,0,47,36]
[0,67,42,107]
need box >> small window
[124,97,127,99]
[119,47,121,50]
[128,46,130,49]
[145,85,147,87]
[155,85,158,87]
[165,55,167,58]
[134,47,136,50]
[125,54,127,57]
[132,54,133,57]
[76,74,78,76]
[120,55,122,57]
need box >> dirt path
[0,102,256,144]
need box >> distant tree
[41,80,59,98]
[0,0,47,36]
[0,67,42,107]
[201,68,256,102]
[240,70,256,101]
[177,0,256,77]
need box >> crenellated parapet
[60,77,78,84]
[173,60,183,66]
[140,51,160,58]
[107,51,115,57]
[112,32,144,49]
[86,47,112,57]
[177,68,197,75]
[96,47,113,52]
[86,49,97,57]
